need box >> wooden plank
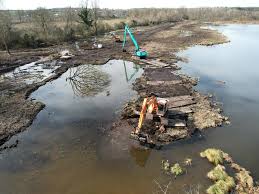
[167,95,193,102]
[146,80,182,86]
[141,59,179,69]
[167,107,193,116]
[168,99,195,108]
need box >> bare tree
[91,0,99,36]
[63,7,76,40]
[17,10,25,23]
[0,7,12,55]
[33,7,52,38]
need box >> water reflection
[123,61,141,82]
[66,65,111,97]
[130,146,151,167]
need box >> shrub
[170,163,184,177]
[200,148,224,166]
[206,165,235,194]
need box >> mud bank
[0,21,229,146]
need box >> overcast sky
[2,0,259,10]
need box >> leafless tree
[17,10,25,23]
[63,7,76,40]
[0,9,12,55]
[67,65,111,97]
[64,7,75,28]
[33,7,52,38]
[91,0,100,36]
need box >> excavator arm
[122,25,148,59]
[135,96,158,134]
[123,25,140,51]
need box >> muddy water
[0,25,259,194]
[177,24,259,178]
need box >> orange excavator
[134,94,168,134]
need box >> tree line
[1,2,259,54]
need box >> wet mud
[0,21,229,146]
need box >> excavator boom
[122,25,148,59]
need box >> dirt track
[0,21,229,146]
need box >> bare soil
[0,21,229,146]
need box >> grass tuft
[200,148,224,165]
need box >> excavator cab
[136,49,148,59]
[134,94,168,134]
[123,25,148,59]
[157,98,168,116]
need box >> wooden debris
[167,95,193,101]
[141,59,180,69]
[167,107,193,116]
[147,80,182,86]
[164,119,186,127]
[168,99,196,108]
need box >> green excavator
[122,25,148,59]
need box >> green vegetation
[161,160,184,177]
[206,165,235,194]
[161,160,170,171]
[200,148,224,166]
[78,1,93,30]
[207,179,235,194]
[207,165,228,181]
[170,163,184,177]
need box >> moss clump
[161,160,170,171]
[207,178,235,194]
[170,163,184,177]
[200,148,224,165]
[207,180,229,194]
[206,165,235,194]
[207,165,228,181]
